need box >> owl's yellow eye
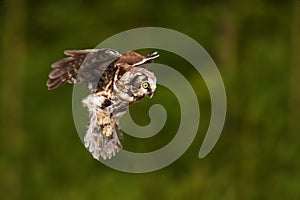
[142,82,150,89]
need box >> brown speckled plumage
[47,48,159,160]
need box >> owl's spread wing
[82,93,123,160]
[116,51,159,66]
[47,48,159,160]
[47,48,121,90]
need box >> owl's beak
[148,91,154,98]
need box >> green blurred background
[1,0,300,199]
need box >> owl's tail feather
[84,123,123,160]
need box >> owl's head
[114,67,157,103]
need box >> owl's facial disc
[141,81,156,98]
[114,68,157,102]
[130,79,156,101]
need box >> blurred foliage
[1,0,300,199]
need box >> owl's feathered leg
[83,120,122,160]
[82,94,123,160]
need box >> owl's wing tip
[149,51,159,57]
[132,51,160,67]
[146,51,160,61]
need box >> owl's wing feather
[47,50,89,90]
[47,48,121,90]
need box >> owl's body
[47,48,158,160]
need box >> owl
[47,48,159,160]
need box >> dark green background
[1,0,300,199]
